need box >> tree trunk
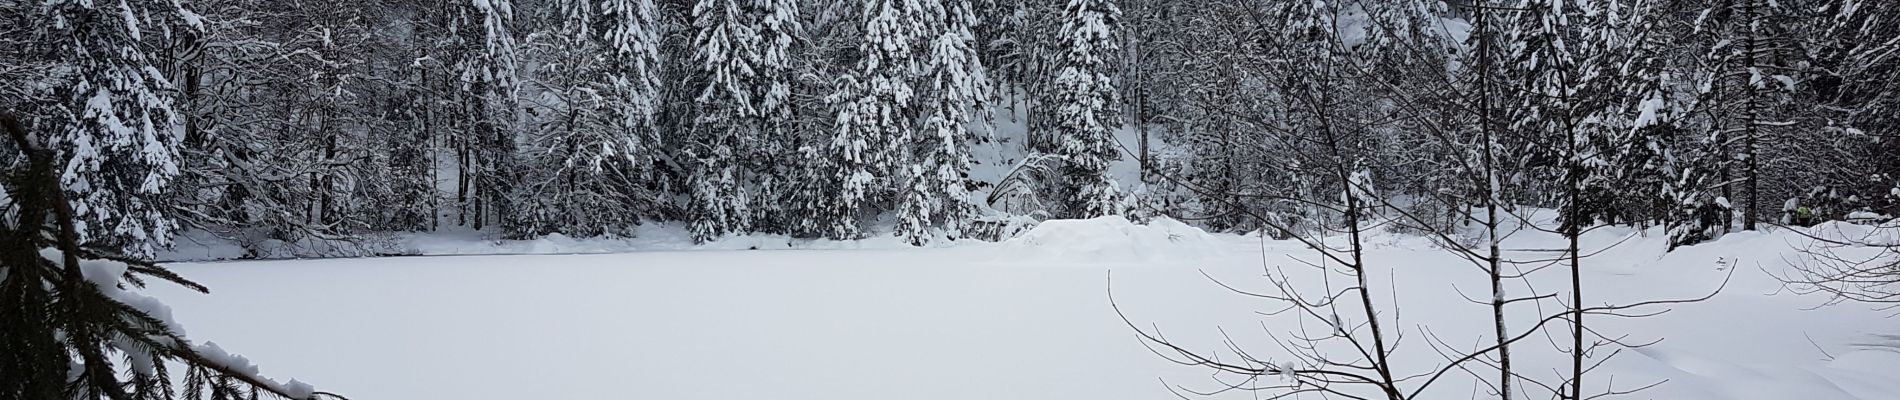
[1741,0,1761,231]
[1476,7,1512,398]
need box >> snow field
[145,218,1900,399]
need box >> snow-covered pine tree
[437,0,525,232]
[351,7,441,234]
[899,0,992,244]
[1498,0,1679,229]
[1048,0,1123,218]
[1164,0,1251,231]
[1704,0,1806,231]
[1667,152,1733,249]
[1506,2,1656,396]
[782,0,854,239]
[1665,137,1731,247]
[511,0,663,238]
[470,0,522,92]
[976,0,1052,133]
[602,0,665,132]
[821,74,879,240]
[1662,0,1747,246]
[1592,1,1681,227]
[289,4,377,238]
[1811,0,1900,215]
[599,0,665,219]
[1504,0,1613,232]
[164,0,428,254]
[745,0,801,233]
[787,140,853,238]
[1359,0,1474,233]
[31,0,200,256]
[819,0,939,242]
[1,113,342,400]
[685,0,763,241]
[840,0,929,244]
[883,0,934,245]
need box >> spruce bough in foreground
[0,112,346,400]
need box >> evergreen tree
[161,0,415,254]
[1667,149,1734,249]
[1812,0,1900,215]
[1595,2,1681,227]
[685,0,751,241]
[841,0,927,243]
[512,0,664,237]
[1703,0,1807,231]
[901,0,992,244]
[32,0,199,256]
[1047,0,1123,218]
[398,0,530,234]
[784,0,856,239]
[821,74,877,239]
[685,0,772,241]
[745,0,802,233]
[1504,0,1608,232]
[5,112,340,400]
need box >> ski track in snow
[144,219,1900,400]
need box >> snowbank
[1807,220,1900,246]
[998,216,1223,264]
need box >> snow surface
[156,222,936,262]
[146,218,1900,400]
[37,248,316,392]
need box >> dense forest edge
[4,0,1897,259]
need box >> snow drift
[998,216,1220,263]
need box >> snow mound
[1807,221,1900,246]
[1000,217,1223,264]
[1625,346,1900,400]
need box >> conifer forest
[3,0,1899,399]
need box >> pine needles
[1,112,347,400]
